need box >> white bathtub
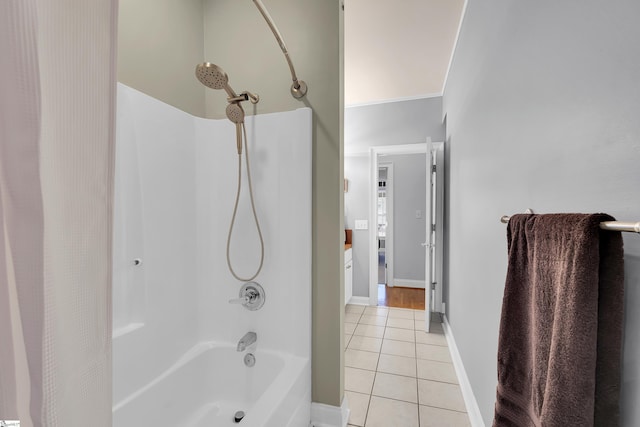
[113,342,310,427]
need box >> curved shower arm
[252,0,308,99]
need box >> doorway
[368,142,444,319]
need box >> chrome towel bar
[500,215,640,233]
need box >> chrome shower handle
[229,282,266,311]
[229,295,251,305]
[229,290,258,305]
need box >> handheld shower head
[195,62,238,98]
[195,65,265,283]
[226,103,245,155]
[195,62,256,154]
[226,103,245,124]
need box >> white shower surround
[113,343,309,427]
[113,84,312,426]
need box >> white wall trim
[369,149,379,306]
[442,0,469,95]
[379,162,393,290]
[442,315,485,427]
[345,92,443,109]
[347,296,370,306]
[346,141,440,157]
[376,143,429,156]
[310,398,350,427]
[393,279,425,289]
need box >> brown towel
[494,214,624,427]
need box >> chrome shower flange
[291,80,308,99]
[230,282,266,311]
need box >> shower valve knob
[229,282,265,311]
[229,295,250,305]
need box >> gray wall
[118,0,205,117]
[345,97,444,298]
[346,97,445,151]
[443,1,640,424]
[384,154,426,282]
[343,154,429,295]
[344,156,369,297]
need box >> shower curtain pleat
[0,0,117,425]
[0,1,45,424]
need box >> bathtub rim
[112,340,307,415]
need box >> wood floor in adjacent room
[377,284,425,310]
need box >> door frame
[431,142,445,314]
[423,140,445,331]
[377,162,393,289]
[368,143,437,306]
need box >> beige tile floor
[344,304,471,427]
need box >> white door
[423,138,435,331]
[423,139,445,330]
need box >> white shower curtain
[0,1,117,426]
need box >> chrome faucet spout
[237,331,257,352]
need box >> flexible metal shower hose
[226,122,265,282]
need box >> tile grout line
[371,313,381,426]
[347,306,434,426]
[365,310,381,427]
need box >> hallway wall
[443,1,640,424]
[345,97,445,153]
[344,153,427,297]
[345,97,444,298]
[344,155,369,297]
[384,154,427,283]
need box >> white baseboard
[310,397,350,427]
[442,315,485,427]
[347,296,370,305]
[393,278,425,289]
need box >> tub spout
[237,331,257,352]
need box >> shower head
[227,102,244,154]
[196,62,256,155]
[226,103,245,124]
[226,103,245,155]
[195,62,238,98]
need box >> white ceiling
[344,0,465,106]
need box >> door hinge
[431,281,437,290]
[431,224,436,232]
[431,164,437,173]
